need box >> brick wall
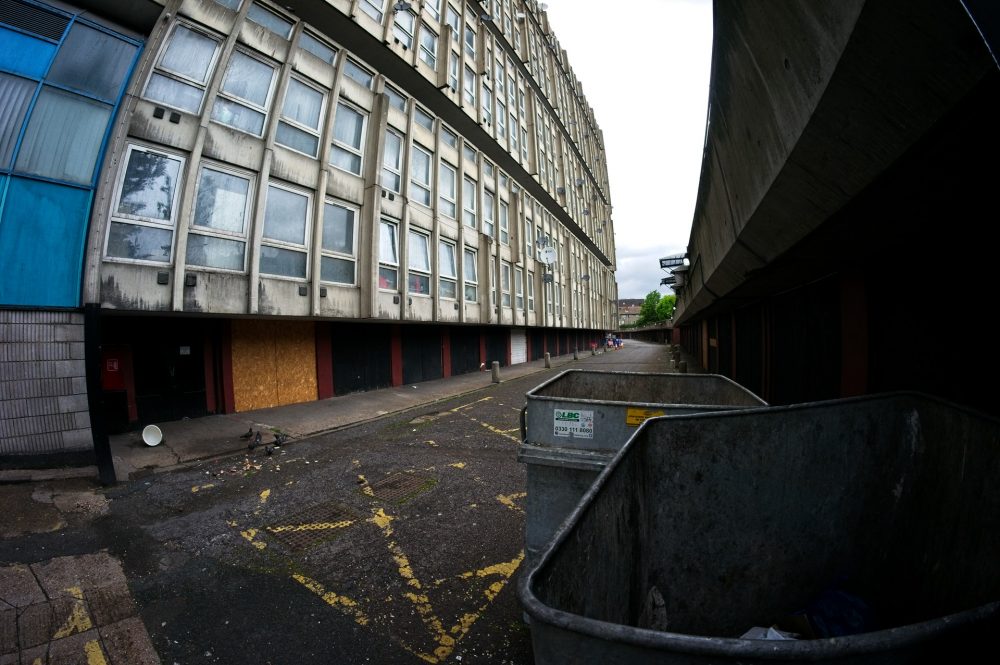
[0,310,92,455]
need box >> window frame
[482,189,495,238]
[185,161,255,273]
[275,76,327,157]
[380,128,403,193]
[144,20,222,115]
[392,8,415,48]
[409,143,433,207]
[499,199,509,245]
[247,2,294,39]
[439,160,457,218]
[463,247,478,302]
[299,31,338,65]
[515,266,524,309]
[419,24,438,68]
[378,218,399,290]
[463,64,476,106]
[360,0,386,23]
[501,260,512,308]
[211,48,278,137]
[407,228,432,295]
[439,239,458,300]
[259,180,312,280]
[462,176,477,229]
[343,58,374,89]
[329,99,368,176]
[320,199,358,285]
[527,270,534,310]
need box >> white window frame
[407,229,432,295]
[448,51,459,91]
[320,199,358,285]
[104,144,184,265]
[381,128,403,192]
[186,161,254,273]
[464,12,476,58]
[439,239,458,299]
[414,105,434,131]
[527,270,534,310]
[525,219,533,258]
[483,189,495,238]
[462,176,477,229]
[379,218,399,290]
[481,83,492,125]
[419,24,438,68]
[393,9,415,48]
[360,0,386,23]
[330,100,368,175]
[247,2,294,39]
[425,0,441,21]
[515,266,524,309]
[464,247,478,302]
[276,76,327,158]
[499,199,509,245]
[501,260,512,307]
[446,5,460,42]
[439,160,457,218]
[260,181,312,280]
[410,143,433,207]
[343,59,374,89]
[212,48,278,137]
[299,31,338,65]
[463,65,476,106]
[144,21,221,115]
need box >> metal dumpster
[519,392,1000,664]
[518,370,766,565]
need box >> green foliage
[635,291,675,326]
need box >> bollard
[492,361,501,383]
[592,348,597,356]
[573,348,579,360]
[678,360,687,373]
[544,352,551,368]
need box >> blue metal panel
[0,177,91,307]
[0,26,56,79]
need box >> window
[462,143,476,163]
[380,129,403,192]
[501,261,511,307]
[144,22,220,114]
[330,101,367,175]
[446,5,460,41]
[211,50,277,135]
[515,266,524,309]
[425,0,440,21]
[360,0,386,23]
[419,25,438,68]
[276,78,325,156]
[439,240,458,299]
[481,84,492,125]
[464,248,477,302]
[321,201,356,284]
[499,200,509,244]
[410,143,432,207]
[408,229,431,294]
[527,271,534,310]
[344,59,374,89]
[464,14,476,57]
[393,9,415,48]
[448,51,459,91]
[521,127,529,161]
[439,161,457,218]
[509,112,518,152]
[378,219,399,289]
[414,106,434,131]
[186,165,251,271]
[525,220,533,258]
[260,183,310,278]
[247,3,293,38]
[212,0,242,8]
[441,126,458,148]
[499,173,509,190]
[483,190,495,237]
[462,177,476,229]
[384,84,407,111]
[463,65,476,106]
[483,161,494,178]
[300,32,337,64]
[496,99,506,139]
[105,145,183,263]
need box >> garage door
[511,329,527,365]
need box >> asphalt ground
[1,341,675,664]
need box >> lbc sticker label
[553,409,594,439]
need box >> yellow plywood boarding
[231,320,317,412]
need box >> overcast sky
[543,0,714,299]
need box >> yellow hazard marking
[84,639,108,665]
[425,440,438,447]
[449,396,493,412]
[259,489,271,503]
[370,508,394,532]
[267,520,353,534]
[226,519,238,527]
[191,483,215,493]
[626,406,666,427]
[448,462,466,469]
[292,574,369,626]
[32,659,43,665]
[53,586,92,638]
[358,474,375,496]
[497,492,526,513]
[240,528,266,550]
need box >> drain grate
[367,473,435,503]
[265,501,357,551]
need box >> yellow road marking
[448,462,466,469]
[449,397,493,412]
[240,528,266,550]
[267,520,353,534]
[191,483,215,493]
[497,492,526,513]
[259,489,271,504]
[358,474,374,496]
[84,640,108,665]
[293,574,369,626]
[53,586,92,638]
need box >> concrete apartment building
[673,0,998,415]
[0,0,617,462]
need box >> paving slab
[100,618,161,665]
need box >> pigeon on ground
[239,427,253,440]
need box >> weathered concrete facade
[1,0,617,460]
[674,0,1000,412]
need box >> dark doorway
[451,327,481,375]
[546,331,558,356]
[484,328,508,368]
[529,329,544,360]
[332,324,392,395]
[402,327,443,384]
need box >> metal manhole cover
[265,501,357,551]
[367,473,435,503]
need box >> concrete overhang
[674,0,996,325]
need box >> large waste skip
[519,392,1000,664]
[518,370,765,564]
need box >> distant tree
[656,294,676,321]
[637,291,661,326]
